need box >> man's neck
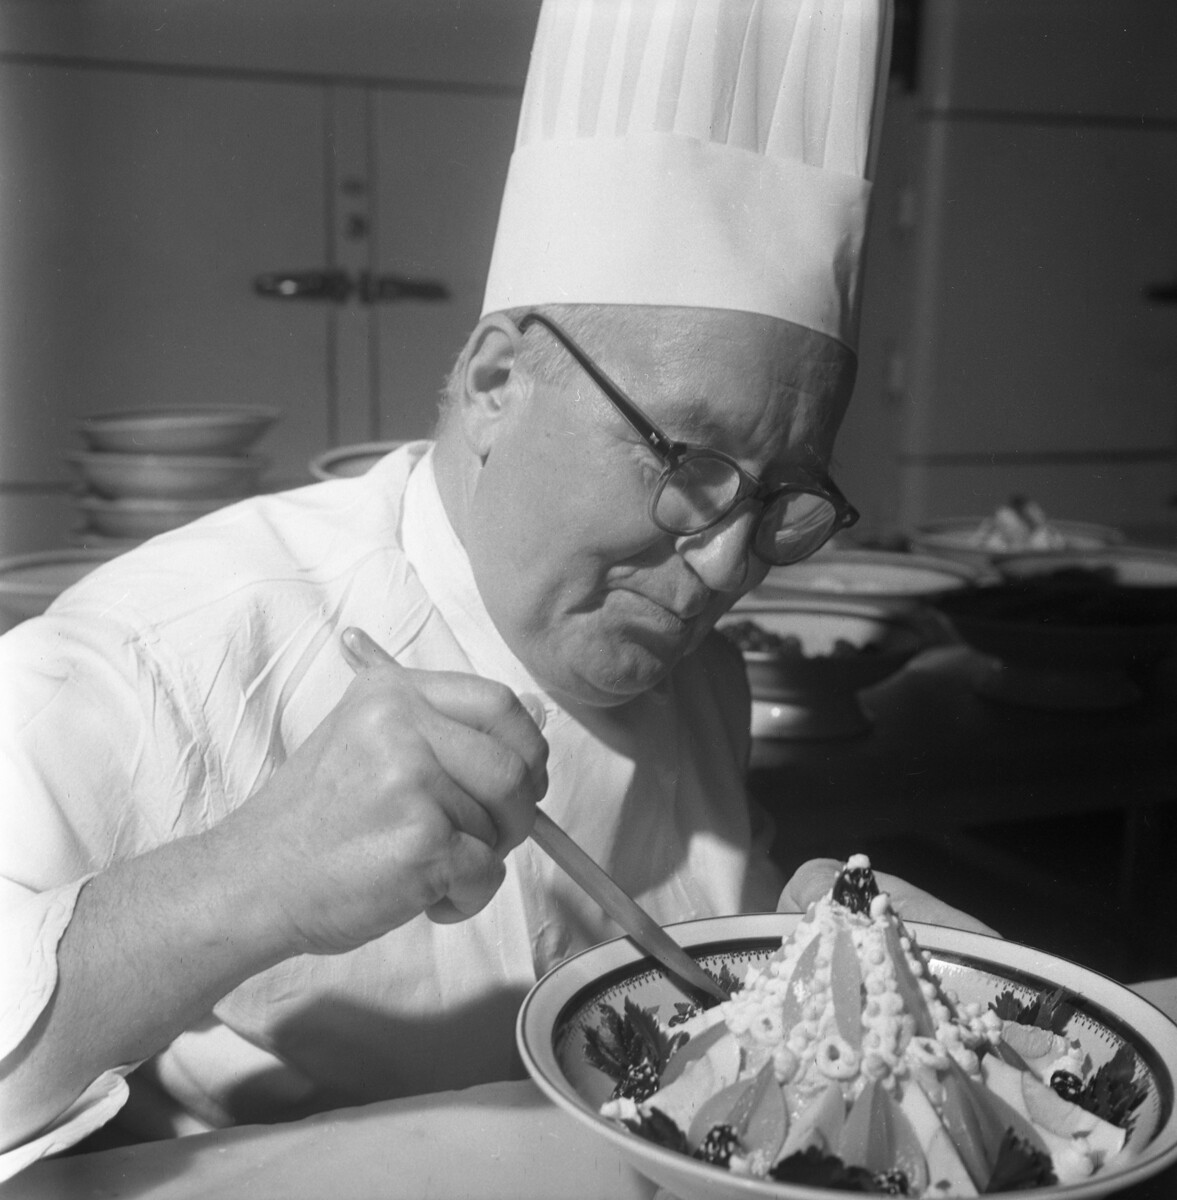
[429,427,480,550]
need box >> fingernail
[519,693,546,730]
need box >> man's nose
[674,506,763,593]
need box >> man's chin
[556,638,689,708]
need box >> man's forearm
[0,821,293,1152]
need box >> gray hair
[436,304,667,430]
[433,303,855,447]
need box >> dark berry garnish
[872,1169,910,1195]
[832,858,879,915]
[1051,1070,1085,1103]
[612,1057,660,1102]
[693,1124,741,1167]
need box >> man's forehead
[654,393,832,473]
[641,347,851,452]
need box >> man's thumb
[340,626,397,673]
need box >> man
[0,0,983,1177]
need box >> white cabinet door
[904,121,1177,457]
[896,119,1177,533]
[0,64,331,552]
[370,90,521,441]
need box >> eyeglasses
[516,312,859,566]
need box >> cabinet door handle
[358,273,449,303]
[254,270,353,301]
[253,270,449,304]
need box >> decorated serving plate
[518,912,1177,1200]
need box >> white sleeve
[0,611,209,1175]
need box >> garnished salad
[585,856,1146,1196]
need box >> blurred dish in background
[68,452,269,501]
[68,404,277,545]
[77,495,231,540]
[909,499,1123,568]
[77,405,279,456]
[0,548,115,633]
[933,547,1177,711]
[309,440,406,481]
[739,549,988,624]
[718,600,924,739]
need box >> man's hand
[777,857,999,935]
[221,626,549,956]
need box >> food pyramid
[595,856,1139,1195]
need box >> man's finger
[776,858,841,912]
[872,871,1001,936]
[338,627,543,851]
[341,625,400,674]
[424,834,508,924]
[339,626,549,800]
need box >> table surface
[7,980,1176,1200]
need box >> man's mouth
[615,587,714,639]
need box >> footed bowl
[518,913,1177,1200]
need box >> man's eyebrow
[654,397,729,442]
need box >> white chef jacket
[0,442,781,1177]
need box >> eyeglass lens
[754,491,840,564]
[654,458,840,565]
[653,457,743,531]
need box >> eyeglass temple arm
[516,313,676,458]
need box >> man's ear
[456,313,526,460]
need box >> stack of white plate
[67,406,278,547]
[308,440,406,481]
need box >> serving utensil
[339,627,730,1005]
[530,809,730,1004]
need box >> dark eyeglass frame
[516,311,859,563]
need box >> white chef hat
[482,0,892,351]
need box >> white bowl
[76,494,231,540]
[743,550,988,611]
[518,912,1177,1200]
[68,451,268,500]
[718,602,925,738]
[77,406,279,455]
[0,548,115,628]
[309,440,406,481]
[909,518,1124,568]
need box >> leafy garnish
[990,986,1073,1034]
[769,1147,884,1192]
[621,1107,690,1154]
[582,998,687,1098]
[1077,1044,1148,1131]
[983,1128,1057,1192]
[990,989,1147,1131]
[668,963,742,1015]
[668,1001,697,1027]
[711,961,744,996]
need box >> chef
[0,0,984,1178]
